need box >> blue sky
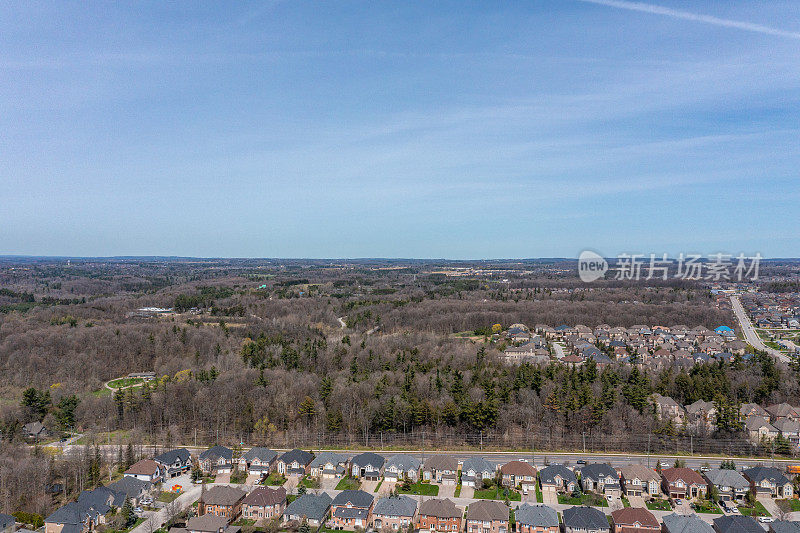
[1,1,799,258]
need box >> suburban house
[417,498,462,533]
[282,493,332,527]
[514,504,559,533]
[329,490,374,530]
[276,449,314,477]
[241,487,286,522]
[461,457,496,488]
[198,445,233,475]
[198,485,247,520]
[155,448,192,479]
[660,468,707,500]
[384,454,421,482]
[184,517,241,533]
[562,506,611,533]
[611,508,659,533]
[423,456,459,485]
[618,464,660,498]
[578,463,621,497]
[45,487,125,533]
[22,421,49,441]
[652,395,685,424]
[372,495,417,531]
[745,417,779,444]
[108,476,152,505]
[123,459,165,483]
[239,447,277,476]
[742,466,793,498]
[770,522,800,533]
[0,514,14,533]
[45,502,105,533]
[766,403,800,422]
[464,500,509,533]
[713,516,764,533]
[309,452,349,479]
[500,461,537,492]
[538,464,578,494]
[349,452,384,480]
[662,513,715,533]
[740,404,769,420]
[702,469,749,502]
[773,418,800,446]
[183,514,240,533]
[685,400,717,432]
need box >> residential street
[730,295,791,363]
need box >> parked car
[659,461,670,469]
[759,517,774,523]
[576,459,587,465]
[700,466,709,472]
[674,499,683,506]
[729,506,739,514]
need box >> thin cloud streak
[578,0,800,40]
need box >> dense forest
[1,258,799,517]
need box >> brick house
[241,487,287,521]
[464,500,509,533]
[660,468,707,500]
[418,498,462,533]
[199,485,247,520]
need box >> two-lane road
[730,295,791,363]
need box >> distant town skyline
[2,1,799,258]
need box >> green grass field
[646,499,671,511]
[398,482,439,496]
[474,486,521,501]
[107,377,145,389]
[557,493,607,507]
[335,477,361,491]
[739,501,771,517]
[777,499,800,512]
[263,472,287,486]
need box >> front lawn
[454,484,462,498]
[301,476,320,489]
[777,499,800,512]
[474,486,521,501]
[398,482,440,496]
[739,502,771,517]
[263,472,287,486]
[230,470,248,484]
[646,499,672,511]
[157,491,179,503]
[622,497,631,508]
[693,501,722,514]
[535,485,543,503]
[335,477,361,491]
[374,479,383,492]
[558,493,607,507]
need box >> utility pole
[582,432,586,454]
[647,434,651,468]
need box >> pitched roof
[618,464,659,483]
[283,493,332,522]
[278,448,314,466]
[462,456,496,474]
[661,467,706,486]
[202,485,247,507]
[465,500,508,522]
[662,514,715,533]
[373,495,417,517]
[500,460,536,476]
[766,403,799,418]
[155,448,191,465]
[424,455,458,471]
[703,469,749,490]
[242,447,277,463]
[578,463,617,482]
[186,514,229,533]
[331,489,373,508]
[199,445,232,462]
[611,508,658,528]
[125,459,162,476]
[770,521,800,533]
[562,506,609,530]
[309,451,348,469]
[745,416,776,432]
[385,454,421,471]
[713,516,764,533]
[350,452,384,469]
[0,514,15,531]
[78,486,125,510]
[743,466,789,485]
[241,487,286,508]
[514,504,558,528]
[418,498,461,519]
[539,464,577,485]
[108,476,152,498]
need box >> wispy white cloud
[578,0,800,40]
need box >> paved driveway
[215,473,231,484]
[377,481,396,497]
[361,479,379,493]
[607,495,624,511]
[438,484,456,499]
[131,483,202,533]
[321,477,339,490]
[541,489,558,505]
[627,495,645,508]
[757,496,780,517]
[459,486,474,499]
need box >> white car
[659,462,670,469]
[758,517,774,523]
[729,506,739,514]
